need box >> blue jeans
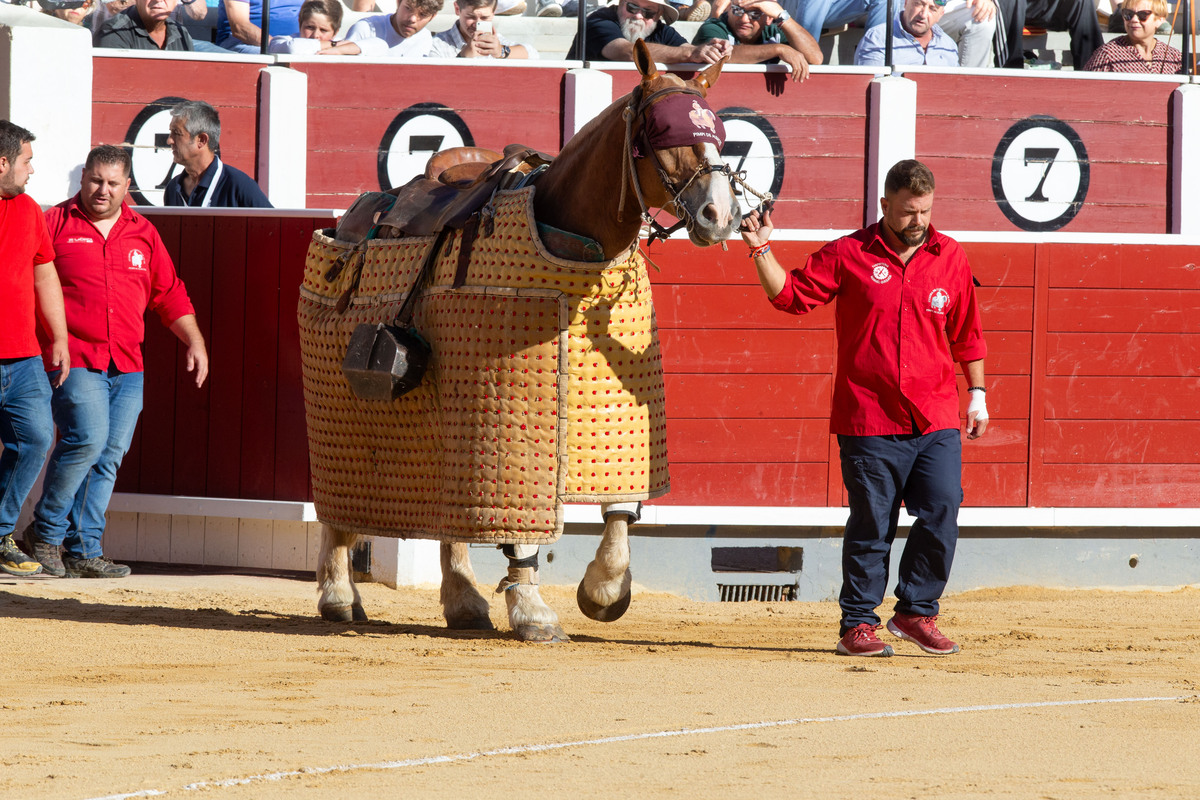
[787,0,887,37]
[0,357,54,536]
[837,428,962,634]
[33,366,144,560]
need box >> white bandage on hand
[968,390,988,423]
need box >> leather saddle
[375,143,552,239]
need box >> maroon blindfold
[639,93,726,154]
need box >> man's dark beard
[889,222,926,248]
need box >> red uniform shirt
[771,223,986,436]
[0,193,55,358]
[41,196,194,373]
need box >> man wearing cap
[566,0,730,62]
[855,0,960,65]
[693,0,823,81]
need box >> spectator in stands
[216,0,303,53]
[24,145,207,581]
[428,0,537,58]
[931,0,997,67]
[693,0,822,80]
[91,0,224,52]
[781,0,886,42]
[163,100,273,207]
[321,0,443,56]
[1,120,70,579]
[1082,0,1181,72]
[268,0,342,53]
[855,0,959,65]
[95,0,194,50]
[37,0,96,26]
[566,0,731,62]
[993,0,1102,68]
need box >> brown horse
[316,40,740,642]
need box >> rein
[618,84,774,247]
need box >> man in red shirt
[740,160,988,657]
[23,145,208,579]
[0,121,70,577]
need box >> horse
[310,40,741,642]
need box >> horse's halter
[618,83,771,246]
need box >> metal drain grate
[717,583,797,602]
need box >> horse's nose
[700,201,735,231]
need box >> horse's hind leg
[440,542,493,630]
[317,524,367,622]
[500,544,569,643]
[577,503,636,622]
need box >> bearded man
[566,0,729,62]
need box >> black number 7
[1023,147,1058,203]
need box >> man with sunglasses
[1082,0,1180,72]
[693,0,823,80]
[566,0,730,62]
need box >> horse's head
[628,39,741,248]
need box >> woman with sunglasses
[1082,0,1181,72]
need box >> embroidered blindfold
[638,93,726,156]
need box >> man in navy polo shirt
[740,160,989,658]
[163,101,273,209]
[566,0,729,62]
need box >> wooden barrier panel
[291,62,565,209]
[92,55,266,207]
[911,71,1185,234]
[118,214,1199,510]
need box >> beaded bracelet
[748,242,771,259]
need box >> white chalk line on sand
[86,695,1188,800]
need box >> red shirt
[771,223,987,436]
[41,196,195,373]
[0,193,55,358]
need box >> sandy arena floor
[1,573,1197,800]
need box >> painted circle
[716,108,784,212]
[123,95,189,207]
[377,103,474,191]
[991,116,1089,232]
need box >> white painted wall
[0,5,92,202]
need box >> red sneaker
[887,613,959,655]
[836,623,894,657]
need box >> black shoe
[63,555,131,579]
[22,525,65,577]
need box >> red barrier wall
[118,212,1200,509]
[92,56,265,204]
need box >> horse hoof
[576,572,632,622]
[321,604,369,622]
[515,623,570,643]
[446,614,495,631]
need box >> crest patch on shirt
[870,263,892,284]
[128,248,148,271]
[927,287,949,315]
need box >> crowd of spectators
[3,0,1186,71]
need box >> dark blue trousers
[837,428,963,635]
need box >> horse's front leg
[499,544,569,643]
[317,524,367,622]
[577,502,636,622]
[440,541,493,630]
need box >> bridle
[618,83,772,246]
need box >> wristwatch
[775,9,790,21]
[501,44,511,58]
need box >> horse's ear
[633,39,658,81]
[692,56,726,96]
